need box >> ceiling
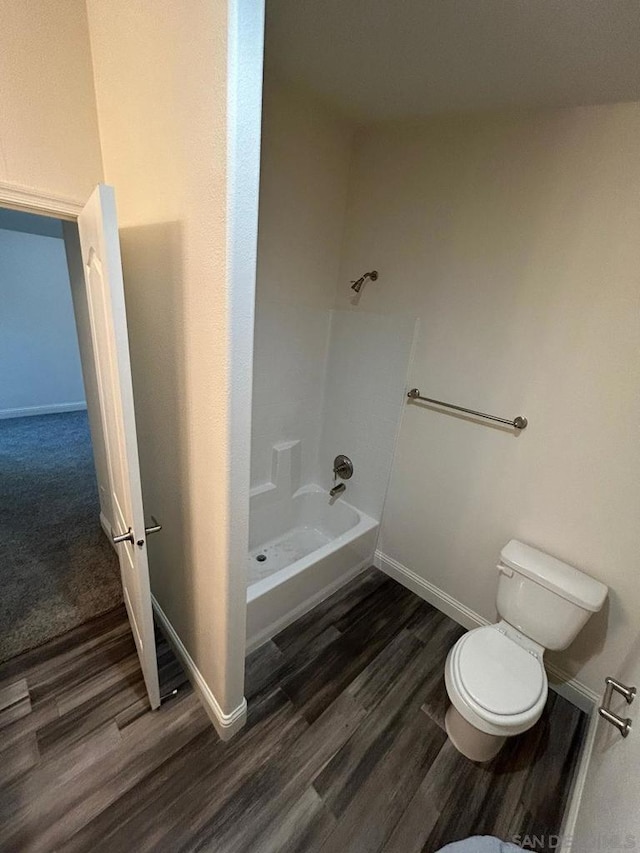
[265,0,640,121]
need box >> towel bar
[407,388,528,430]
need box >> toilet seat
[445,625,548,737]
[455,626,545,714]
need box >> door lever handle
[598,676,636,738]
[112,527,134,545]
[113,518,161,547]
[145,516,162,535]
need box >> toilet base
[445,704,506,762]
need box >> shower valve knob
[333,454,354,480]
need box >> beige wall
[335,103,640,696]
[0,0,108,600]
[256,81,353,310]
[86,0,264,724]
[0,0,264,724]
[252,81,353,488]
[0,0,103,200]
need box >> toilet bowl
[443,539,607,762]
[444,622,547,761]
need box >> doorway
[0,183,163,711]
[0,207,121,662]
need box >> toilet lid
[455,628,545,716]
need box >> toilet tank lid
[500,540,608,612]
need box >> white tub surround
[247,485,377,648]
[246,442,378,648]
[317,311,418,521]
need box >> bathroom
[246,0,640,849]
[0,2,638,849]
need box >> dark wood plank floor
[0,568,587,852]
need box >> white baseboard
[0,401,87,420]
[374,549,485,632]
[151,595,247,741]
[559,706,600,852]
[374,549,598,714]
[545,665,599,713]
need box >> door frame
[0,184,104,519]
[0,182,104,512]
[0,179,157,682]
[0,182,83,220]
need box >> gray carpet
[0,411,122,662]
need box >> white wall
[252,81,353,489]
[0,0,103,201]
[335,103,640,696]
[86,0,264,731]
[0,228,85,417]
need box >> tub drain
[256,554,267,562]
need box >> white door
[78,184,160,709]
[570,643,640,850]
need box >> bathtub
[246,486,378,649]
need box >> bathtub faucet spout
[329,482,346,498]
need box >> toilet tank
[496,540,608,651]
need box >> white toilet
[444,539,607,762]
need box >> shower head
[350,270,378,293]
